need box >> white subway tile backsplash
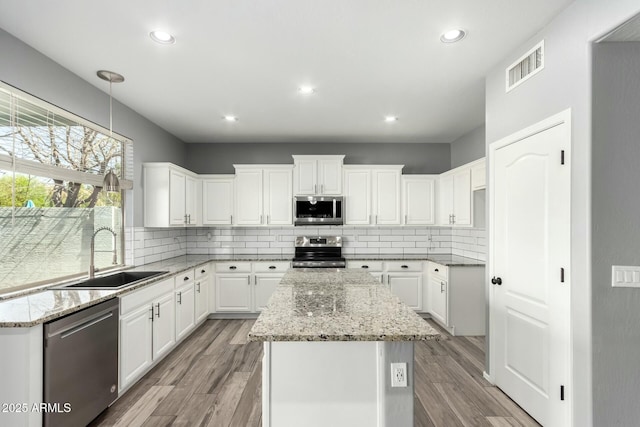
[132,224,485,266]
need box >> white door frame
[488,108,573,425]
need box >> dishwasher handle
[60,312,114,339]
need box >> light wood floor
[90,319,540,427]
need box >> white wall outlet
[390,362,407,388]
[612,265,640,288]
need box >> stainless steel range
[292,236,346,268]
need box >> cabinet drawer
[195,264,210,279]
[347,261,384,271]
[175,269,195,287]
[253,261,290,273]
[385,261,423,272]
[120,277,174,316]
[428,262,448,280]
[215,262,252,273]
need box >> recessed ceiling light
[298,86,315,95]
[440,29,466,43]
[223,115,238,122]
[150,30,176,45]
[384,116,398,123]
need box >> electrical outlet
[390,362,407,387]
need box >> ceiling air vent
[506,40,544,92]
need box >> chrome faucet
[89,226,118,278]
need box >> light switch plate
[611,266,640,288]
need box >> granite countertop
[0,253,482,328]
[248,269,440,342]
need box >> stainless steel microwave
[294,196,343,226]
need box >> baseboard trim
[483,371,494,384]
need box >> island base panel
[262,341,414,427]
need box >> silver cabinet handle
[156,303,160,318]
[149,306,154,321]
[452,214,456,224]
[369,214,372,225]
[196,282,201,293]
[254,276,257,285]
[440,282,445,293]
[260,214,263,224]
[315,184,317,194]
[247,276,251,285]
[230,214,233,224]
[178,292,182,305]
[188,214,191,224]
[184,214,188,224]
[321,184,324,194]
[375,215,378,224]
[405,215,407,224]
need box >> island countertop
[248,268,440,342]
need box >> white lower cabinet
[427,261,485,336]
[254,275,281,311]
[213,261,289,313]
[388,273,423,311]
[194,264,210,324]
[216,274,253,312]
[428,263,448,326]
[175,281,196,341]
[119,277,175,391]
[347,260,425,312]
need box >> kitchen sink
[54,271,168,290]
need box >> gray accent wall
[485,2,640,426]
[450,125,485,169]
[185,142,451,174]
[592,41,640,426]
[0,29,186,227]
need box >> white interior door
[490,113,570,427]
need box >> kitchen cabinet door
[293,157,317,195]
[119,304,153,390]
[215,274,253,312]
[452,169,472,226]
[175,282,196,341]
[194,274,209,323]
[402,175,436,225]
[372,169,402,225]
[169,169,187,226]
[264,168,293,225]
[152,293,176,360]
[343,168,371,225]
[185,174,200,226]
[202,176,234,225]
[438,174,454,225]
[429,275,448,326]
[234,169,263,225]
[254,274,283,311]
[471,159,486,190]
[388,273,423,311]
[317,157,343,195]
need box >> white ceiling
[0,0,573,144]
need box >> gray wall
[185,142,451,174]
[0,29,187,227]
[450,125,485,169]
[592,41,640,426]
[485,2,640,425]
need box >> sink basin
[55,271,168,290]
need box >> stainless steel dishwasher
[44,298,119,427]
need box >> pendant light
[97,70,125,192]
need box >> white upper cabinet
[343,165,403,225]
[234,165,293,226]
[470,158,486,191]
[402,175,437,225]
[438,167,472,226]
[144,163,201,227]
[293,155,344,195]
[202,175,234,225]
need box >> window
[0,82,133,295]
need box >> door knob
[491,276,502,285]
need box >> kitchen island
[248,268,440,427]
